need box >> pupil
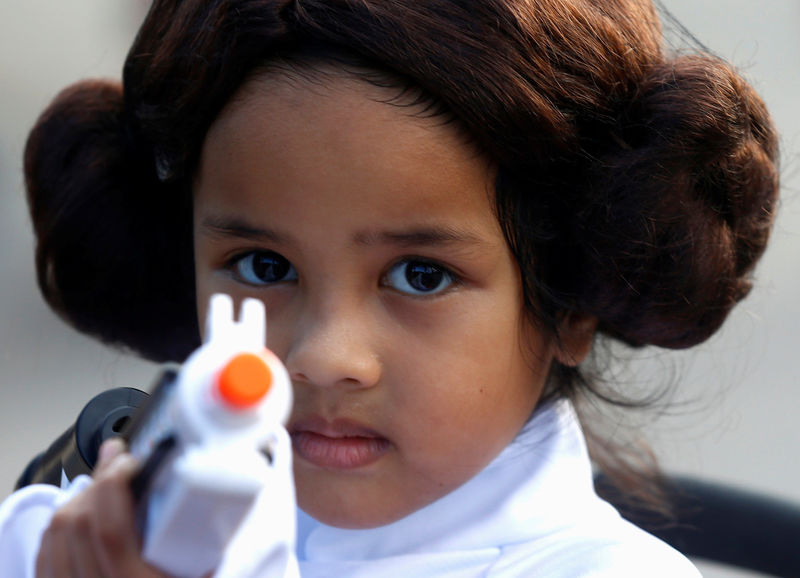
[407,263,443,292]
[253,254,289,282]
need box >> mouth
[289,416,392,470]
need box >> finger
[67,517,105,578]
[92,464,174,578]
[96,437,128,472]
[35,526,56,578]
[37,453,145,578]
[95,451,139,482]
[37,510,77,578]
[90,455,148,575]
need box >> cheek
[193,243,213,327]
[194,286,211,340]
[394,323,545,453]
[191,267,243,343]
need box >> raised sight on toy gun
[125,293,293,577]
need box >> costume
[0,399,700,577]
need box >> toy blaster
[15,294,294,578]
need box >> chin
[299,493,417,530]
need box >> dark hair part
[25,0,779,506]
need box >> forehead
[214,62,476,153]
[194,68,499,246]
[200,68,491,195]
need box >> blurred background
[0,1,797,576]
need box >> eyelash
[382,257,461,296]
[226,250,297,286]
[225,250,462,297]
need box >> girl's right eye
[230,251,297,286]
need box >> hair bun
[25,80,199,361]
[578,54,779,349]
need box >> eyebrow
[198,215,488,249]
[353,227,487,248]
[199,215,285,243]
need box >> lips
[289,416,391,470]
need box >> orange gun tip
[217,352,273,409]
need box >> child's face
[193,71,557,529]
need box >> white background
[0,2,797,576]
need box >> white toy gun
[15,294,295,577]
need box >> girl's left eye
[384,259,457,296]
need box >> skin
[194,70,593,529]
[35,438,174,578]
[35,69,595,574]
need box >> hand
[35,438,172,578]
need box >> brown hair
[24,0,779,507]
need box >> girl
[1,0,780,576]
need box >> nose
[284,306,382,390]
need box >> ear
[553,312,597,367]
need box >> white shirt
[0,399,700,577]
